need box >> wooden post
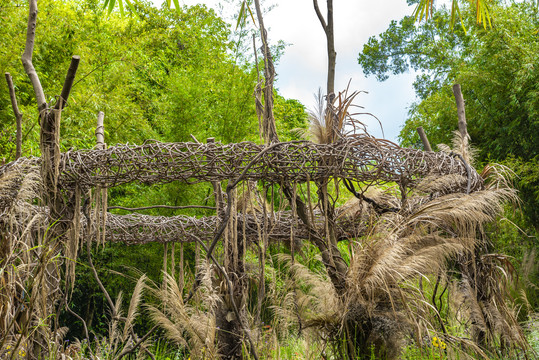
[179,242,184,290]
[5,73,23,159]
[452,84,468,140]
[253,0,278,144]
[96,111,105,149]
[95,111,107,245]
[207,137,224,213]
[452,84,471,162]
[417,126,433,152]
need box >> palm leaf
[415,0,492,30]
[103,0,181,16]
[104,0,116,15]
[118,0,124,15]
[236,0,257,30]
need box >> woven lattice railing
[102,210,364,245]
[0,136,481,247]
[57,136,482,191]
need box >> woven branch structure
[0,136,481,246]
[57,136,483,191]
[102,210,364,245]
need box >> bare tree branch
[313,0,327,31]
[21,0,46,112]
[312,0,336,95]
[54,55,80,111]
[452,84,468,139]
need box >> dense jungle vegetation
[0,0,538,359]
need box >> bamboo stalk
[5,73,23,159]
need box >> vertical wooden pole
[170,242,175,279]
[207,138,223,213]
[96,111,105,149]
[95,111,108,245]
[452,84,468,140]
[417,126,433,152]
[162,242,168,290]
[207,137,223,260]
[452,84,470,162]
[179,242,184,291]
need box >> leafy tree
[358,1,539,228]
[274,94,308,141]
[1,0,308,343]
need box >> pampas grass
[147,264,219,359]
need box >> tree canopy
[358,1,539,228]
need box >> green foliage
[359,1,539,229]
[274,94,308,141]
[0,0,308,345]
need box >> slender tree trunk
[21,1,81,354]
[254,0,278,144]
[326,0,336,95]
[313,0,336,96]
[452,84,468,140]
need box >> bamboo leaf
[416,0,491,32]
[456,5,467,34]
[413,0,433,22]
[236,1,246,30]
[125,0,137,14]
[450,0,458,29]
[236,1,256,30]
[107,0,116,14]
[245,1,256,25]
[172,0,181,14]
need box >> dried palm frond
[480,162,516,190]
[438,130,478,166]
[303,85,370,144]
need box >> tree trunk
[313,0,336,96]
[254,0,278,144]
[216,232,248,359]
[326,0,336,95]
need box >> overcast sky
[169,0,420,142]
